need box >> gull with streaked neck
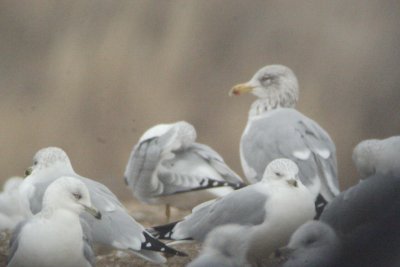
[229,64,339,217]
[8,176,100,267]
[19,147,186,264]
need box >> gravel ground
[0,200,202,267]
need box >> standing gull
[352,135,400,179]
[19,147,186,264]
[150,157,315,262]
[8,176,101,267]
[229,64,339,214]
[320,172,400,267]
[276,221,341,267]
[124,121,245,219]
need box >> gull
[0,177,26,230]
[19,147,186,264]
[320,172,400,267]
[8,176,101,267]
[186,224,252,267]
[150,158,315,264]
[229,64,339,215]
[124,121,245,219]
[276,221,341,267]
[352,135,400,179]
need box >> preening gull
[352,135,400,179]
[229,64,339,214]
[8,176,100,267]
[150,158,315,259]
[320,173,400,267]
[19,147,186,264]
[0,177,26,230]
[124,121,245,219]
[186,224,252,267]
[276,221,341,267]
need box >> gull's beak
[287,179,298,187]
[229,83,254,96]
[25,166,33,177]
[84,205,102,220]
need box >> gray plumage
[278,221,341,267]
[186,224,252,267]
[151,158,316,257]
[19,147,184,264]
[124,121,244,210]
[8,177,99,267]
[320,173,400,267]
[352,136,400,179]
[230,65,339,203]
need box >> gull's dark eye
[73,193,82,200]
[275,172,282,177]
[260,74,272,83]
[33,161,38,166]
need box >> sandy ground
[0,200,202,267]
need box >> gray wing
[190,143,243,183]
[81,220,96,267]
[320,174,400,266]
[241,108,339,200]
[77,176,166,264]
[172,185,267,241]
[8,220,28,264]
[123,138,163,201]
[320,174,400,234]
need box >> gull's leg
[165,204,171,222]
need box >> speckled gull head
[25,147,74,176]
[352,139,379,178]
[262,158,300,187]
[229,65,299,115]
[43,176,101,219]
[138,121,197,151]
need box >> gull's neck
[249,95,297,118]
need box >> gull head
[352,139,379,179]
[262,158,300,187]
[25,147,73,177]
[275,221,340,266]
[229,64,299,109]
[139,121,196,151]
[42,176,101,219]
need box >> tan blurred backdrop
[1,0,399,201]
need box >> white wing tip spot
[146,242,152,248]
[293,150,311,160]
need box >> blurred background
[1,0,399,200]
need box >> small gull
[0,177,26,230]
[124,121,245,219]
[150,158,315,264]
[186,224,252,267]
[320,172,400,267]
[229,64,340,215]
[276,221,341,267]
[8,176,101,267]
[19,147,186,264]
[352,135,400,179]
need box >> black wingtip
[147,221,180,240]
[314,194,328,219]
[141,231,188,257]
